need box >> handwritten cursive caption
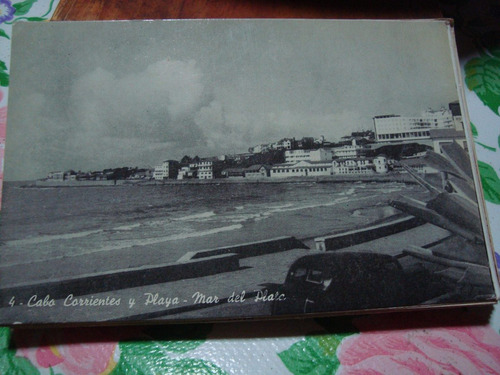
[6,289,286,310]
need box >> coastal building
[221,168,246,178]
[130,169,153,180]
[284,148,333,163]
[373,155,389,174]
[332,158,374,175]
[245,164,271,178]
[373,108,455,143]
[197,160,214,179]
[270,161,332,178]
[331,156,389,175]
[177,166,196,180]
[234,153,253,162]
[153,160,180,180]
[282,139,294,150]
[332,139,365,159]
[270,138,295,151]
[47,171,64,180]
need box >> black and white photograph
[0,19,498,324]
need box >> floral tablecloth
[1,1,500,374]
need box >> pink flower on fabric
[0,105,8,206]
[337,314,500,374]
[53,341,117,375]
[16,329,118,375]
[35,346,65,368]
[0,105,6,140]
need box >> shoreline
[23,173,430,188]
[0,189,428,287]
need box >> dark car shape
[271,251,421,316]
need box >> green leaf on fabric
[478,161,500,204]
[0,60,8,87]
[6,355,41,375]
[0,29,10,39]
[0,71,9,87]
[160,358,228,375]
[0,328,10,350]
[278,335,343,375]
[111,340,227,375]
[111,341,174,374]
[476,141,496,152]
[315,334,349,357]
[12,0,39,16]
[465,56,500,115]
[24,17,47,22]
[0,327,40,375]
[158,339,207,354]
[142,324,212,354]
[470,122,478,137]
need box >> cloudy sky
[5,20,459,180]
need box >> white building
[130,169,153,180]
[373,108,455,142]
[284,148,333,163]
[331,156,389,175]
[373,155,389,174]
[282,139,294,150]
[332,158,374,175]
[177,166,195,180]
[332,139,365,159]
[197,160,214,179]
[245,164,271,178]
[47,171,64,180]
[153,160,179,180]
[270,161,332,178]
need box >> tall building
[373,108,454,142]
[153,160,179,180]
[197,160,214,179]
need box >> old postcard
[0,19,498,324]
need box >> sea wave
[339,188,356,196]
[173,211,217,221]
[1,224,244,266]
[112,223,142,231]
[5,229,104,247]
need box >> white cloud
[60,58,206,168]
[69,58,204,138]
[193,94,366,155]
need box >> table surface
[51,0,443,20]
[1,0,500,374]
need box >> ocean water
[0,181,424,283]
